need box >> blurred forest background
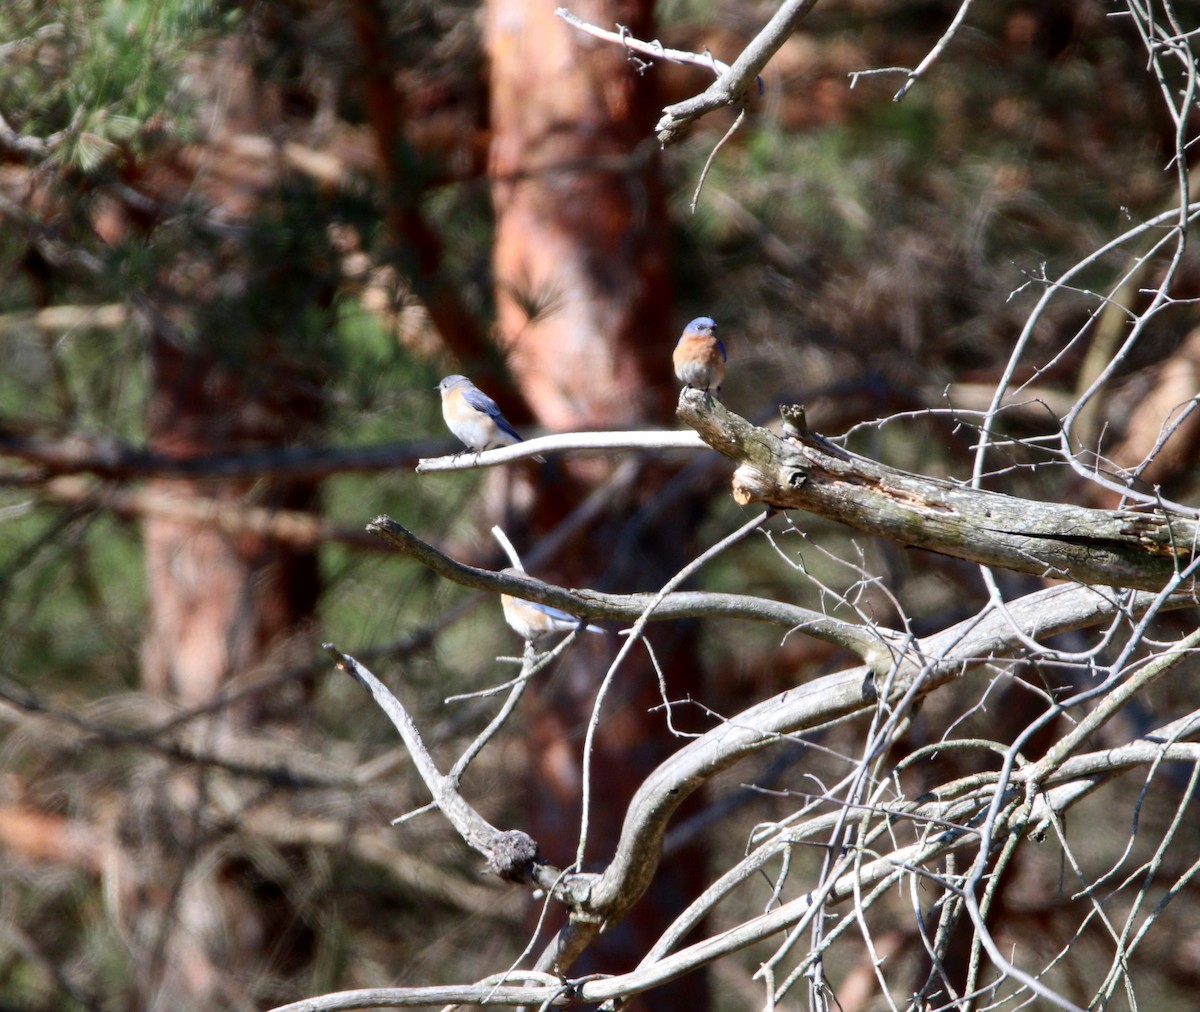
[2,0,1200,1009]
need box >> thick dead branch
[346,537,1189,982]
[677,389,1200,594]
[598,577,1197,981]
[542,580,1188,973]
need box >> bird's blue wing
[718,340,727,361]
[529,601,581,623]
[463,386,522,440]
[461,385,502,416]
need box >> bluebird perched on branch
[500,569,604,644]
[672,316,726,397]
[437,374,527,455]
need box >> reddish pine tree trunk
[489,1,675,426]
[140,333,321,713]
[133,332,325,1006]
[487,2,708,1006]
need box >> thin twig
[690,108,746,213]
[554,8,732,76]
[416,429,705,472]
[893,0,976,101]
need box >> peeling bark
[679,391,1200,594]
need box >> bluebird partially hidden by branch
[437,374,528,455]
[673,316,726,398]
[500,569,604,645]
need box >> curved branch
[267,724,1200,1010]
[366,515,908,669]
[0,109,53,160]
[324,644,595,903]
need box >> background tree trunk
[487,0,707,1004]
[141,334,322,714]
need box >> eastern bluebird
[672,316,726,397]
[500,569,604,644]
[437,374,527,454]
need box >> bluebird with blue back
[437,374,527,454]
[500,568,604,644]
[672,316,726,397]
